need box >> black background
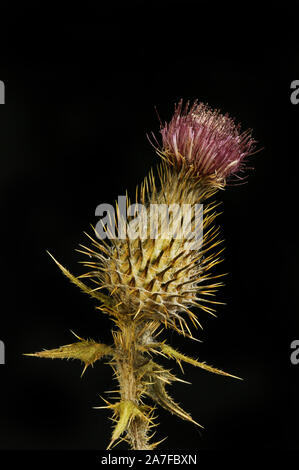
[0,1,298,457]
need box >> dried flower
[151,100,256,188]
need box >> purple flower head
[151,100,256,185]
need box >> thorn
[81,364,88,377]
[150,436,168,449]
[70,330,84,341]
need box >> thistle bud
[82,167,222,337]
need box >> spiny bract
[80,164,223,337]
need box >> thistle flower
[25,100,257,450]
[151,100,256,189]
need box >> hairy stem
[114,320,151,450]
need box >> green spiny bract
[25,100,256,450]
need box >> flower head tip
[151,99,257,187]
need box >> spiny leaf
[107,400,150,449]
[24,336,113,376]
[47,251,113,307]
[145,375,203,428]
[158,343,242,380]
[137,360,190,384]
